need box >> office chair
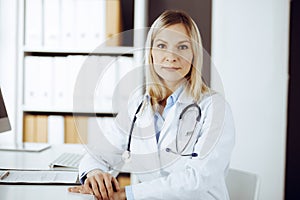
[225,168,260,200]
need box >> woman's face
[152,23,193,90]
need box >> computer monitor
[0,87,50,152]
[0,88,11,133]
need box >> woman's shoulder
[127,89,146,113]
[199,90,231,111]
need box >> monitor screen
[0,88,11,133]
[0,88,51,151]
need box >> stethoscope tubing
[125,100,201,160]
[127,102,144,152]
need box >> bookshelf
[16,0,148,145]
[23,46,135,55]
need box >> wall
[0,0,17,144]
[211,0,289,199]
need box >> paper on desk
[0,170,78,184]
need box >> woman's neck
[163,79,185,93]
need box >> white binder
[38,57,54,106]
[90,0,106,47]
[25,0,43,47]
[44,0,61,47]
[75,0,106,49]
[53,56,68,107]
[61,0,76,48]
[24,56,40,106]
[48,115,64,144]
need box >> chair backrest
[225,168,260,200]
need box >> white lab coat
[79,89,235,200]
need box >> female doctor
[69,10,235,200]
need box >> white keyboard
[49,153,84,169]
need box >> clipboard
[0,169,80,185]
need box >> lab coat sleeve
[131,95,235,200]
[78,115,129,181]
[78,153,111,182]
[78,92,144,183]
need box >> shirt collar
[165,85,184,108]
[144,84,192,105]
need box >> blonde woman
[69,10,235,200]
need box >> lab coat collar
[177,90,193,104]
[177,85,215,105]
[177,87,195,105]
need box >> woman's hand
[68,186,126,200]
[68,169,121,200]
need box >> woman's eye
[178,45,189,50]
[157,44,166,49]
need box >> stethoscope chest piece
[122,150,131,163]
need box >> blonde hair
[145,10,209,108]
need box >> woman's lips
[162,66,181,71]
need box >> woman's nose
[165,51,178,62]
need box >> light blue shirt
[125,86,184,199]
[154,86,184,142]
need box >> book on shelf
[23,114,36,142]
[105,0,122,46]
[23,114,48,143]
[23,115,89,144]
[35,115,48,143]
[25,0,120,49]
[64,116,88,144]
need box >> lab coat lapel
[157,103,177,147]
[124,101,161,173]
[158,89,194,149]
[132,98,158,153]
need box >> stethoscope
[121,100,201,162]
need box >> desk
[0,144,95,200]
[0,144,86,170]
[0,185,94,200]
